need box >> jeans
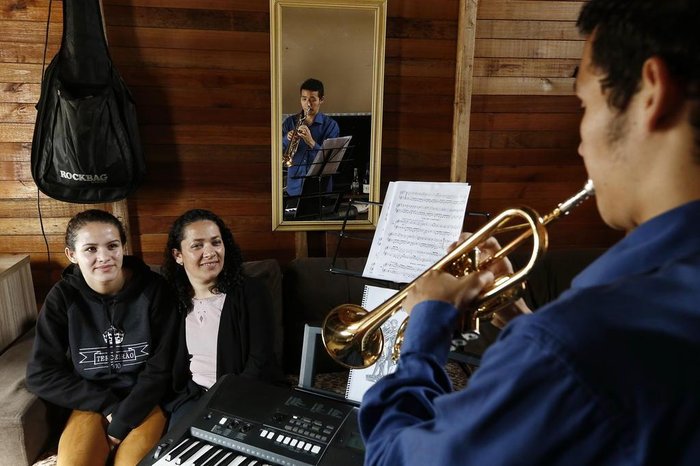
[57,406,166,466]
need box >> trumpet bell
[322,304,384,369]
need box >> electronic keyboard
[138,375,364,466]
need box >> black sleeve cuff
[107,418,131,440]
[102,401,118,418]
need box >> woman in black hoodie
[26,209,177,466]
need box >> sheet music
[363,181,471,283]
[345,285,404,403]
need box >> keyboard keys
[176,443,207,465]
[193,445,220,466]
[150,432,324,466]
[201,450,230,466]
[165,438,197,461]
[153,442,231,466]
[228,455,249,466]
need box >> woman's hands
[105,413,122,449]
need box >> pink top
[185,293,226,389]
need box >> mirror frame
[270,0,387,231]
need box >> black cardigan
[167,275,284,412]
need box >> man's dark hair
[300,78,325,99]
[65,209,127,250]
[577,0,700,112]
[162,209,244,314]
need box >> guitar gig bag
[31,0,146,203]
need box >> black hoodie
[26,256,177,439]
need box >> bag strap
[40,0,53,77]
[36,0,55,277]
[59,0,112,87]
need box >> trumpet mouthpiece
[557,180,595,216]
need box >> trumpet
[321,180,595,369]
[282,106,310,168]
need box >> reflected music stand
[306,136,352,178]
[288,136,353,220]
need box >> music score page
[345,285,403,403]
[362,181,471,283]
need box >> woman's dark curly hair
[162,209,244,314]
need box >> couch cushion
[0,329,51,466]
[243,259,284,366]
[282,257,381,374]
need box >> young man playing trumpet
[359,0,700,464]
[282,78,339,197]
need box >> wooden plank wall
[466,0,622,248]
[379,0,622,250]
[1,0,291,302]
[1,0,621,304]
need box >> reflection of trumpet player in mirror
[282,78,339,196]
[358,0,700,464]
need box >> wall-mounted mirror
[270,0,387,230]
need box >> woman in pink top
[162,209,282,429]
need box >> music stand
[290,136,353,220]
[306,136,352,177]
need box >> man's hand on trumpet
[286,124,315,148]
[295,124,315,147]
[402,268,495,315]
[403,234,532,329]
[456,234,532,328]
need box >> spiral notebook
[345,285,406,403]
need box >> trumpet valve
[447,250,479,277]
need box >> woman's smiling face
[65,222,125,294]
[173,220,226,291]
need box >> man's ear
[65,247,78,263]
[640,56,683,131]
